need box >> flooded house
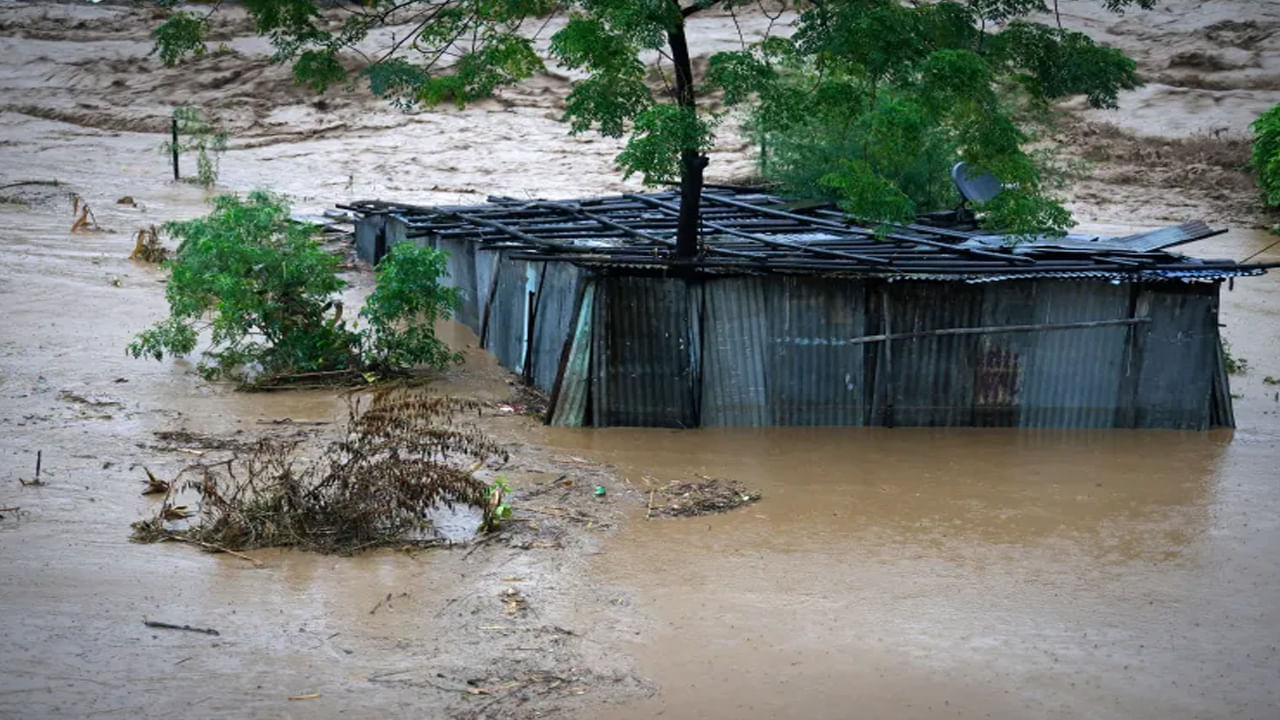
[344,187,1271,430]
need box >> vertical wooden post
[171,115,180,181]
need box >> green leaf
[151,11,209,66]
[616,104,715,185]
[293,50,348,93]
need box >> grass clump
[132,388,508,553]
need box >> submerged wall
[370,215,1233,430]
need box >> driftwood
[0,180,61,191]
[164,535,264,567]
[143,620,221,636]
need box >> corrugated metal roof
[963,220,1223,252]
[342,188,1273,281]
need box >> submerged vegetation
[132,390,507,553]
[127,191,459,385]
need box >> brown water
[2,1,1280,716]
[546,424,1276,718]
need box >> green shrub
[762,94,961,218]
[128,191,459,384]
[1251,102,1280,208]
[360,242,463,374]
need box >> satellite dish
[952,162,1003,205]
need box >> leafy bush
[360,242,462,374]
[1251,102,1280,208]
[762,92,962,219]
[128,191,459,384]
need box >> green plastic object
[593,485,606,497]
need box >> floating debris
[652,476,761,518]
[141,467,170,495]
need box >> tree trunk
[667,13,705,260]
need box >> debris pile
[651,477,761,518]
[132,389,508,553]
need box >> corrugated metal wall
[559,275,1224,429]
[354,213,386,264]
[1132,283,1218,429]
[878,282,985,427]
[550,282,595,427]
[701,278,769,425]
[764,277,868,426]
[474,249,499,336]
[391,238,1226,430]
[700,277,870,426]
[483,256,534,373]
[530,263,584,393]
[593,275,697,428]
[438,238,480,334]
[1015,281,1132,428]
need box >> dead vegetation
[132,389,508,553]
[130,225,167,263]
[70,193,101,232]
[649,476,761,518]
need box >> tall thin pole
[171,115,180,181]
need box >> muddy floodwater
[542,226,1280,720]
[547,422,1279,719]
[2,0,1280,717]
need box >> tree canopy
[153,0,1154,244]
